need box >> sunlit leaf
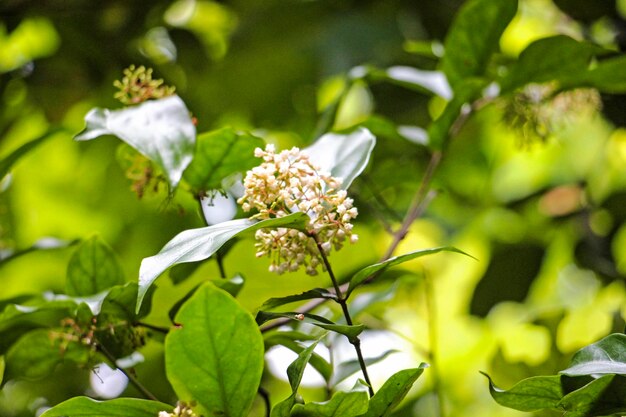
[183,127,264,193]
[66,236,125,296]
[303,128,376,190]
[291,380,369,417]
[560,333,626,376]
[40,397,172,417]
[165,283,264,417]
[358,365,428,417]
[137,212,308,312]
[347,246,474,297]
[75,95,195,188]
[482,372,563,412]
[256,311,364,341]
[440,0,517,90]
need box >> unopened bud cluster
[158,402,198,417]
[238,145,358,275]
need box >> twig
[96,341,159,401]
[134,321,169,334]
[311,233,375,397]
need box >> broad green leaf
[440,0,517,90]
[75,95,195,188]
[427,78,485,150]
[264,332,332,382]
[256,311,364,341]
[99,283,154,322]
[260,288,336,311]
[137,212,309,312]
[165,283,264,417]
[0,127,63,181]
[381,67,452,99]
[333,350,399,385]
[40,397,172,417]
[168,276,244,322]
[347,246,473,297]
[559,374,626,417]
[271,339,322,417]
[358,365,428,417]
[560,333,626,376]
[291,380,369,417]
[482,373,563,411]
[303,128,376,190]
[5,329,90,380]
[500,35,597,93]
[66,236,125,296]
[183,127,264,193]
[582,55,626,93]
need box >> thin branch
[134,321,169,334]
[96,341,159,401]
[312,233,375,397]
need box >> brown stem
[312,233,375,397]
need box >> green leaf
[40,396,173,417]
[75,95,196,188]
[265,332,332,382]
[500,35,597,93]
[183,127,264,193]
[358,365,428,417]
[99,282,154,322]
[0,127,63,181]
[66,236,125,296]
[165,283,264,417]
[582,55,626,93]
[303,128,376,190]
[347,246,474,297]
[559,374,626,417]
[271,338,322,417]
[260,288,336,311]
[256,311,364,341]
[379,67,452,99]
[0,356,4,385]
[5,329,90,380]
[137,212,309,312]
[440,0,517,91]
[483,373,563,412]
[291,380,369,417]
[214,274,245,298]
[560,333,626,376]
[333,349,399,385]
[0,238,77,268]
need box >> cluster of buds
[158,402,198,417]
[238,145,358,275]
[113,65,176,105]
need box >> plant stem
[424,270,445,417]
[311,233,375,397]
[96,341,159,401]
[134,321,169,334]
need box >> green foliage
[166,283,264,417]
[40,397,172,417]
[66,236,125,296]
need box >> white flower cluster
[158,403,197,417]
[238,144,358,275]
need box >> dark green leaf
[440,0,517,90]
[582,55,626,93]
[169,261,203,285]
[0,127,63,181]
[358,365,428,417]
[333,350,399,385]
[482,372,563,411]
[500,35,597,93]
[291,380,369,417]
[214,274,245,298]
[40,397,173,417]
[5,329,90,380]
[99,282,154,322]
[165,283,264,417]
[260,288,336,311]
[265,332,332,382]
[75,95,196,188]
[137,212,309,312]
[347,246,474,297]
[560,333,626,376]
[66,236,125,296]
[304,128,376,190]
[183,127,264,193]
[559,374,626,417]
[256,311,364,341]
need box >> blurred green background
[2,0,626,416]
